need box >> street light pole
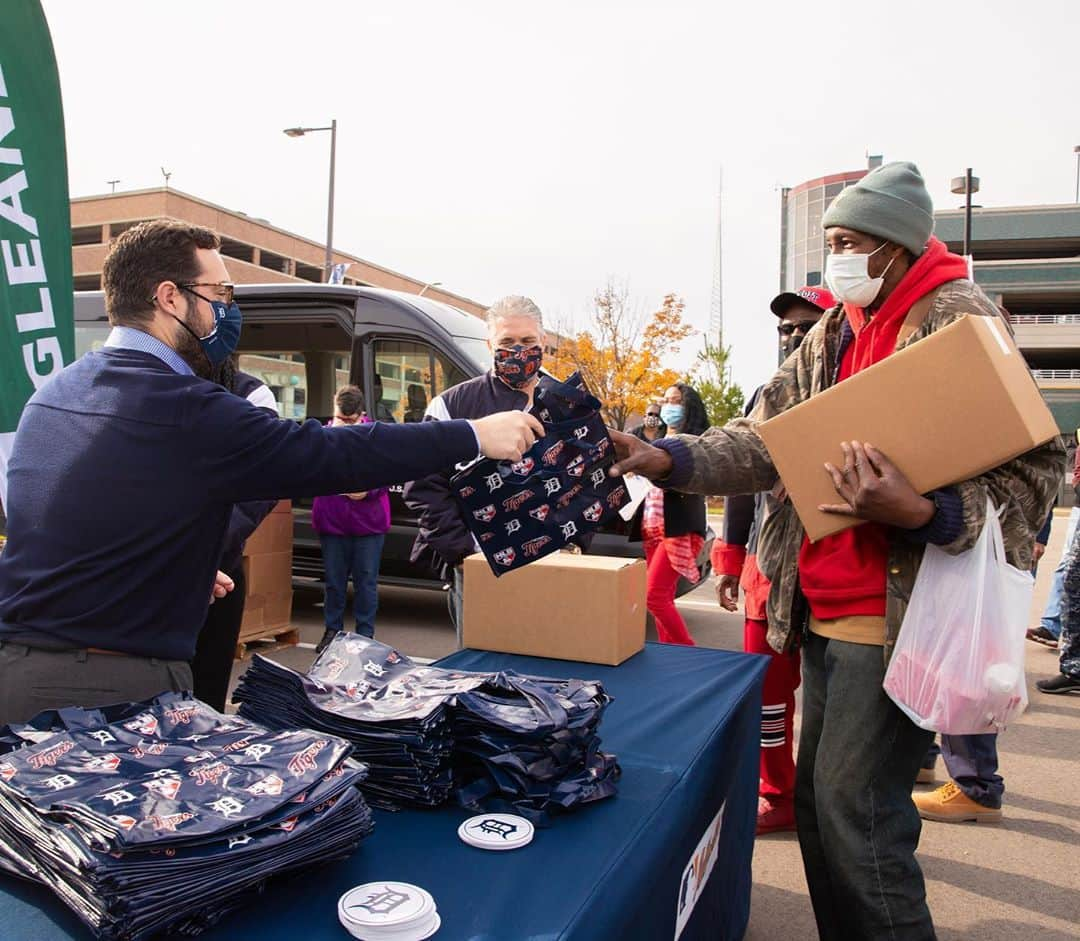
[325,119,337,282]
[284,121,338,282]
[950,168,980,261]
[964,167,973,258]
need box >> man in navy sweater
[0,220,541,724]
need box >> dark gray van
[68,284,710,591]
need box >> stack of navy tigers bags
[0,692,373,940]
[234,635,619,820]
[451,372,630,575]
[234,634,486,810]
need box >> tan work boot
[913,781,1002,823]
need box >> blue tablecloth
[0,642,767,941]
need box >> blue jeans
[319,533,385,638]
[797,633,936,941]
[1039,507,1080,639]
[925,735,1003,808]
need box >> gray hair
[486,295,544,331]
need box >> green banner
[0,0,73,508]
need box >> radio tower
[708,170,724,342]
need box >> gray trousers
[0,641,192,726]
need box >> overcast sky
[42,0,1080,393]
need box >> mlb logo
[0,762,15,782]
[247,773,285,797]
[109,814,137,831]
[143,776,181,800]
[473,504,497,523]
[566,455,585,477]
[123,713,159,737]
[529,504,550,522]
[583,501,603,523]
[493,547,516,567]
[509,457,535,476]
[84,753,122,773]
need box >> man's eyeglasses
[177,282,235,305]
[645,412,661,418]
[777,320,817,337]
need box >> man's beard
[174,300,213,379]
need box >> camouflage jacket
[663,279,1065,660]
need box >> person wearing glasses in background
[312,385,392,653]
[628,403,666,443]
[0,221,543,723]
[711,285,833,835]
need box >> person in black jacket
[404,295,585,644]
[628,383,709,644]
[627,403,666,443]
[189,356,279,711]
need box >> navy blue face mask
[173,297,243,367]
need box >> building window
[71,225,102,246]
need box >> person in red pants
[713,286,832,833]
[628,383,710,645]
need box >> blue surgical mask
[660,404,684,427]
[174,300,243,367]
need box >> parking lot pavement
[229,519,1080,939]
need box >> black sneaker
[1026,626,1059,648]
[315,629,339,655]
[1036,673,1080,695]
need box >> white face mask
[824,242,896,308]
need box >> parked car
[66,284,711,593]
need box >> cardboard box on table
[238,500,294,647]
[462,551,646,665]
[757,314,1061,542]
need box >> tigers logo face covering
[493,344,543,389]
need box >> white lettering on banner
[3,237,45,284]
[674,801,725,940]
[0,64,63,400]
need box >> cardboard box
[462,552,646,665]
[243,503,293,556]
[758,314,1060,542]
[244,551,293,598]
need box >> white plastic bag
[883,498,1034,734]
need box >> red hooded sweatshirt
[798,238,969,620]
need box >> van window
[373,339,469,423]
[238,352,351,420]
[75,325,110,358]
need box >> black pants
[191,566,246,712]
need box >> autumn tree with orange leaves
[548,281,694,430]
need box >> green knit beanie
[821,161,935,256]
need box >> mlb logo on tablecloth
[566,455,585,477]
[582,501,603,523]
[493,547,516,567]
[509,457,535,476]
[123,713,159,737]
